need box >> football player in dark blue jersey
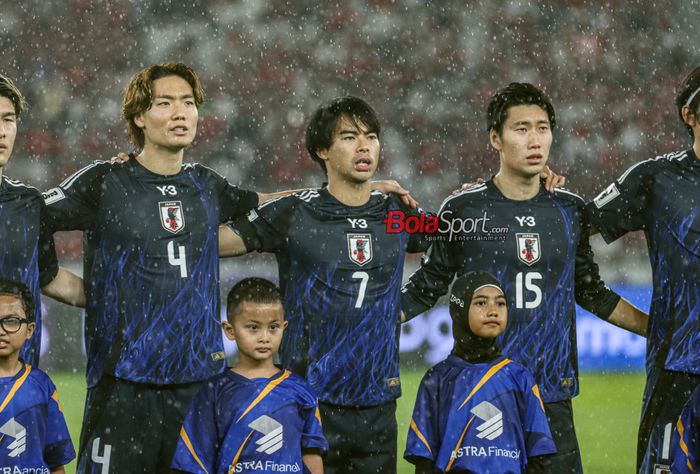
[401,82,649,474]
[42,63,304,473]
[587,66,700,473]
[221,96,431,473]
[0,74,86,368]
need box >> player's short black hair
[226,278,282,322]
[487,82,556,135]
[675,66,700,138]
[305,96,381,173]
[0,279,35,323]
[0,74,27,117]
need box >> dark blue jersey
[171,369,327,474]
[0,363,75,470]
[402,181,619,403]
[0,176,59,366]
[43,159,258,387]
[233,188,428,406]
[405,355,556,473]
[587,149,700,376]
[671,385,700,473]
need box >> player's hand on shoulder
[452,178,485,195]
[371,179,418,208]
[540,165,566,192]
[108,152,132,164]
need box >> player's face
[0,295,34,358]
[316,116,380,184]
[223,301,287,364]
[468,286,507,338]
[490,104,552,179]
[134,75,198,152]
[0,97,18,168]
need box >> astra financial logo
[0,418,26,457]
[384,210,509,242]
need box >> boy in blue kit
[405,271,556,473]
[0,278,75,473]
[171,277,327,474]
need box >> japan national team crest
[516,233,541,266]
[347,233,373,266]
[159,201,186,234]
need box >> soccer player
[401,82,648,473]
[0,73,85,367]
[42,62,300,472]
[405,271,556,473]
[586,66,700,473]
[220,96,430,473]
[171,277,327,474]
[670,385,700,473]
[0,278,75,473]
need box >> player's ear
[25,322,35,341]
[489,129,502,151]
[221,320,236,341]
[282,320,288,330]
[133,114,146,129]
[681,105,697,127]
[315,148,329,162]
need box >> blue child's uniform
[671,385,700,474]
[0,363,75,470]
[171,369,328,474]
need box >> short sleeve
[404,369,441,464]
[37,200,59,287]
[301,400,329,454]
[229,195,297,253]
[586,159,656,243]
[671,387,700,474]
[206,167,259,223]
[521,375,557,459]
[43,383,76,469]
[171,384,218,474]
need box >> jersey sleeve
[586,159,656,243]
[37,199,59,287]
[301,399,329,454]
[671,388,700,474]
[401,201,459,320]
[203,165,259,223]
[404,369,440,464]
[520,375,557,459]
[386,194,433,253]
[42,161,109,232]
[171,385,218,474]
[229,195,297,253]
[43,382,76,469]
[573,200,621,320]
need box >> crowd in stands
[2,0,695,262]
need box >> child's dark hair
[226,278,282,321]
[305,96,380,173]
[0,279,35,322]
[0,74,27,117]
[487,82,556,135]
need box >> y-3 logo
[157,185,177,196]
[515,216,536,227]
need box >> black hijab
[449,271,506,363]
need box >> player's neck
[0,355,22,378]
[493,171,540,200]
[326,179,371,206]
[232,357,280,379]
[137,143,185,176]
[693,140,700,160]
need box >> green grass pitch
[51,370,645,473]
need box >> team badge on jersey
[159,201,186,234]
[516,233,541,265]
[347,233,373,266]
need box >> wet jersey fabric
[0,363,75,470]
[671,385,700,474]
[171,369,327,474]
[233,188,428,406]
[43,159,258,387]
[587,149,700,376]
[404,355,556,473]
[0,176,59,366]
[402,180,619,403]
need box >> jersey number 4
[167,241,188,278]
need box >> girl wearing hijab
[404,271,556,473]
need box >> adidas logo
[0,418,26,457]
[470,401,503,440]
[248,415,283,454]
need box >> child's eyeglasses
[0,316,29,334]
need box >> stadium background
[2,1,699,472]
